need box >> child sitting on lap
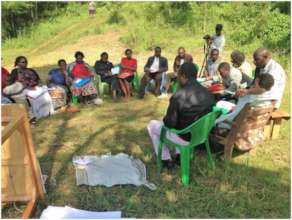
[215,73,275,129]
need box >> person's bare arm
[236,86,265,97]
[204,70,209,78]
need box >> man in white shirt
[211,24,225,54]
[236,48,286,109]
[138,47,168,98]
[204,48,221,80]
[231,50,253,78]
[159,47,186,99]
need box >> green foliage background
[2,2,291,66]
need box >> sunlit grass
[1,11,290,219]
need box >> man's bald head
[253,48,272,68]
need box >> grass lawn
[2,84,290,218]
[1,24,290,218]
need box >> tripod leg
[199,55,207,78]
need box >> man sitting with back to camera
[147,63,215,169]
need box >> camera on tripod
[198,34,214,77]
[203,34,213,56]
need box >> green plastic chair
[157,107,226,186]
[98,82,110,96]
[132,72,140,92]
[93,75,109,97]
[171,63,199,94]
[71,96,78,105]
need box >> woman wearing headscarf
[4,56,54,122]
[67,51,102,105]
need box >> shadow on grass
[3,62,288,218]
[34,119,290,218]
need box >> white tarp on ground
[72,153,157,190]
[40,206,121,219]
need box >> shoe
[93,98,103,105]
[162,159,175,170]
[137,93,144,99]
[157,93,168,99]
[66,106,80,113]
[29,117,37,124]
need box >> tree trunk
[35,2,38,20]
[203,3,206,33]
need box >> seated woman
[118,49,137,99]
[67,51,102,105]
[47,59,71,109]
[4,56,54,122]
[147,63,215,169]
[1,64,13,104]
[94,52,120,100]
[2,64,10,90]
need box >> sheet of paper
[40,206,122,219]
[111,66,120,75]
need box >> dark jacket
[94,60,114,80]
[144,56,168,73]
[163,79,215,141]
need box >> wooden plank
[20,113,45,200]
[264,121,272,140]
[271,109,291,120]
[1,104,45,217]
[1,116,11,124]
[22,199,36,219]
[1,195,31,202]
[1,117,24,144]
[271,118,282,140]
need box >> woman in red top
[118,49,137,99]
[67,51,102,105]
[1,67,9,90]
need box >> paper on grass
[40,206,121,219]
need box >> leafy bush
[262,10,290,53]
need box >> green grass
[1,3,290,217]
[2,73,290,218]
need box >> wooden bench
[210,104,274,160]
[264,109,290,140]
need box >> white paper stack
[40,206,122,219]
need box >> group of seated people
[147,47,286,169]
[0,45,200,122]
[1,43,286,170]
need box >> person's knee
[147,120,163,132]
